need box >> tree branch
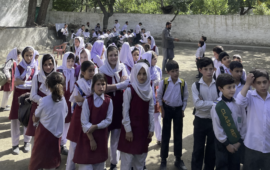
[171,10,179,22]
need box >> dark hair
[80,61,95,78]
[166,21,172,26]
[17,49,21,55]
[46,72,65,102]
[91,73,107,93]
[213,46,224,54]
[107,29,110,32]
[97,23,100,25]
[130,29,133,32]
[75,56,79,64]
[141,28,145,31]
[123,30,126,33]
[67,53,75,60]
[117,42,123,49]
[143,44,150,52]
[42,54,55,67]
[229,61,243,71]
[216,74,235,89]
[64,24,67,26]
[219,52,229,61]
[202,36,207,41]
[22,47,34,59]
[85,29,89,32]
[85,43,92,48]
[199,41,204,47]
[250,69,269,82]
[107,45,118,56]
[71,29,74,33]
[166,60,179,72]
[131,48,139,54]
[139,22,142,25]
[81,25,85,27]
[137,59,150,67]
[147,36,152,41]
[197,57,214,69]
[126,21,128,24]
[115,20,118,22]
[128,31,131,33]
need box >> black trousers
[134,33,141,44]
[62,35,67,42]
[215,138,240,170]
[243,146,270,170]
[160,104,183,159]
[191,116,215,170]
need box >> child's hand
[87,125,98,134]
[120,76,128,82]
[226,144,236,153]
[182,110,185,117]
[32,114,40,123]
[246,73,255,86]
[161,106,165,118]
[148,132,154,139]
[126,131,133,142]
[7,77,11,83]
[90,139,97,151]
[233,142,241,151]
[75,92,84,102]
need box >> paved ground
[1,45,270,170]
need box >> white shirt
[83,32,90,38]
[93,55,104,68]
[120,34,129,41]
[30,75,51,104]
[69,79,92,106]
[70,33,76,40]
[202,43,206,53]
[15,67,35,89]
[196,47,204,59]
[157,77,189,110]
[114,23,120,32]
[81,93,113,133]
[35,95,68,138]
[236,90,270,153]
[211,97,247,144]
[92,32,98,38]
[216,64,246,81]
[61,28,69,36]
[4,60,15,78]
[122,87,154,133]
[76,28,84,37]
[135,24,141,34]
[122,24,128,31]
[212,58,222,70]
[192,78,219,119]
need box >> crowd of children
[0,28,270,170]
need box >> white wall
[47,12,270,46]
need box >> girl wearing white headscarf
[99,44,129,169]
[74,37,85,57]
[26,54,56,146]
[135,44,145,58]
[90,40,105,68]
[142,51,162,144]
[119,42,134,76]
[118,62,154,170]
[0,48,20,111]
[147,36,159,56]
[9,46,38,155]
[57,52,76,152]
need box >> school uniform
[0,48,18,109]
[29,95,68,170]
[215,64,246,81]
[66,78,93,170]
[119,42,133,76]
[211,96,247,170]
[76,28,84,37]
[202,43,206,56]
[122,24,128,31]
[99,49,130,167]
[61,27,69,42]
[118,62,154,170]
[114,23,120,33]
[74,37,85,57]
[191,78,219,170]
[120,34,129,41]
[73,93,113,170]
[149,36,159,56]
[91,40,104,68]
[236,90,270,170]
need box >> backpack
[220,66,225,74]
[162,77,185,102]
[192,81,220,115]
[18,92,32,127]
[58,28,64,38]
[0,59,14,86]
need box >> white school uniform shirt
[122,24,128,31]
[83,32,90,38]
[92,55,104,68]
[215,64,246,81]
[81,93,113,133]
[30,75,51,104]
[122,87,155,133]
[195,47,204,59]
[157,77,189,110]
[70,33,75,40]
[15,67,36,89]
[212,58,222,70]
[202,43,206,53]
[114,23,120,32]
[211,97,247,144]
[35,95,68,138]
[76,28,84,37]
[120,34,129,41]
[191,78,219,119]
[236,90,270,153]
[69,79,92,106]
[61,28,69,36]
[135,25,141,34]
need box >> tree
[95,0,116,29]
[36,0,51,25]
[170,0,192,22]
[191,0,228,15]
[228,0,267,15]
[26,0,37,26]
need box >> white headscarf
[135,44,145,58]
[34,50,40,67]
[78,49,94,80]
[19,46,38,80]
[57,52,75,93]
[130,62,152,101]
[6,48,18,63]
[149,36,156,49]
[91,40,104,60]
[38,54,57,94]
[75,37,85,56]
[130,46,141,64]
[141,51,160,81]
[76,78,92,97]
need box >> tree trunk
[26,0,37,27]
[171,10,179,22]
[240,6,253,15]
[36,0,51,25]
[103,12,109,30]
[160,0,164,7]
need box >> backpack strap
[75,82,86,97]
[193,81,200,115]
[220,66,225,74]
[162,77,169,99]
[162,77,186,102]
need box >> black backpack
[57,28,64,38]
[18,93,32,127]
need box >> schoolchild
[212,46,224,72]
[74,37,85,57]
[229,61,246,98]
[147,36,159,55]
[200,36,207,57]
[91,40,105,68]
[232,54,247,80]
[215,52,231,79]
[195,41,205,78]
[119,42,133,75]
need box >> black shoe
[174,160,187,170]
[22,142,30,153]
[110,163,116,170]
[61,145,68,155]
[160,159,167,170]
[6,105,10,108]
[12,145,19,155]
[0,107,10,112]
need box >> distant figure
[76,25,85,37]
[122,21,129,31]
[61,24,69,42]
[95,23,101,32]
[134,22,142,44]
[86,22,90,30]
[114,20,120,33]
[161,21,179,72]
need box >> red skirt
[67,105,82,143]
[29,123,61,170]
[65,90,72,123]
[1,82,13,91]
[25,102,38,136]
[9,88,30,120]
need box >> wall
[47,12,270,46]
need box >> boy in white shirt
[120,30,128,41]
[236,70,270,170]
[191,57,218,170]
[229,61,246,98]
[195,41,204,78]
[211,74,247,170]
[157,60,189,170]
[200,36,207,57]
[232,54,247,81]
[215,52,231,78]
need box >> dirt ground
[0,45,270,170]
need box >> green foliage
[53,0,95,12]
[253,3,270,15]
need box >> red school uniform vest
[118,85,151,155]
[73,95,110,164]
[104,71,124,130]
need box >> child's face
[200,37,204,41]
[167,69,179,81]
[43,59,54,74]
[230,68,243,82]
[17,54,21,63]
[35,55,39,60]
[24,51,34,64]
[151,55,157,66]
[199,64,214,79]
[147,39,151,45]
[137,67,147,84]
[107,50,118,67]
[132,51,140,63]
[75,39,80,47]
[94,80,106,96]
[86,46,92,51]
[233,58,241,63]
[213,52,219,60]
[219,83,236,99]
[221,56,231,67]
[252,77,270,95]
[66,58,75,69]
[80,51,88,64]
[198,43,200,47]
[81,65,95,80]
